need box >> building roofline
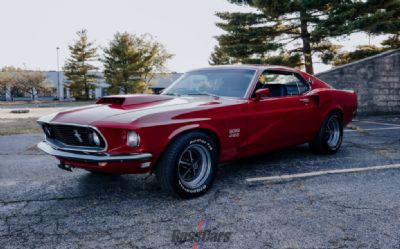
[316,49,400,76]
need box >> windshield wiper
[163,92,181,96]
[185,92,220,98]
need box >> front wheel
[155,131,218,199]
[310,111,343,154]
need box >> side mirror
[254,88,270,100]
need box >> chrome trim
[37,141,152,162]
[45,138,105,153]
[37,121,109,153]
[244,69,262,99]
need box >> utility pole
[56,47,61,100]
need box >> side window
[255,70,309,97]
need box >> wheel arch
[169,126,220,153]
[313,107,344,138]
[152,125,221,170]
[327,107,344,119]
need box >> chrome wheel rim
[177,144,211,189]
[325,116,341,149]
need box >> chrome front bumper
[37,141,152,162]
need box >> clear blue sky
[0,0,386,73]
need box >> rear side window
[255,70,309,96]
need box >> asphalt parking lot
[1,115,400,249]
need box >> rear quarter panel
[308,88,358,127]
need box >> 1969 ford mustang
[37,65,357,198]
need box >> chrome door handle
[299,98,309,104]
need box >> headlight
[127,131,140,147]
[91,132,101,147]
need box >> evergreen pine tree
[102,32,172,94]
[318,0,400,37]
[64,29,98,100]
[213,0,343,74]
[209,45,232,65]
[316,0,400,66]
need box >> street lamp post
[56,47,61,100]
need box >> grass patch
[0,118,41,135]
[0,100,95,108]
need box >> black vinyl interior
[266,84,288,97]
[253,82,288,97]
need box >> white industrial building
[1,71,182,101]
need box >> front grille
[42,123,106,150]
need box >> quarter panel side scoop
[96,94,174,107]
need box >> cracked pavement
[1,115,400,249]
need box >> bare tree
[1,67,52,101]
[14,71,52,101]
[0,67,19,101]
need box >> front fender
[168,124,201,140]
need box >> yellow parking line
[246,164,400,183]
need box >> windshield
[162,69,256,98]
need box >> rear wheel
[155,131,218,199]
[310,111,343,154]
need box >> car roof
[190,64,300,73]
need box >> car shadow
[215,143,344,183]
[75,172,159,192]
[71,143,346,201]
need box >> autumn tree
[64,29,98,100]
[15,70,52,100]
[332,38,400,66]
[0,67,51,101]
[102,32,173,94]
[0,67,17,100]
[381,35,400,49]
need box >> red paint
[39,66,358,173]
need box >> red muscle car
[37,65,357,198]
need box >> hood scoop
[96,94,173,107]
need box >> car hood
[41,94,243,126]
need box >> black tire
[309,111,343,154]
[155,131,218,199]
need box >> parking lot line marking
[246,164,400,183]
[357,120,400,127]
[345,127,400,132]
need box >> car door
[243,70,319,156]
